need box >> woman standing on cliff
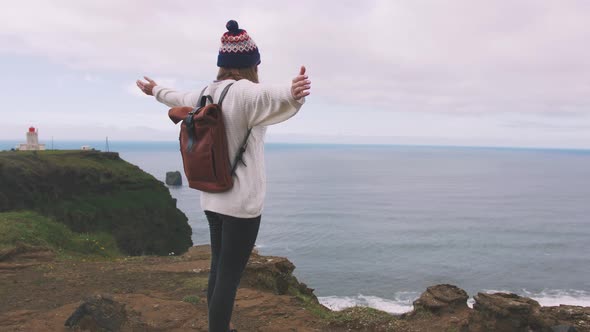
[136,20,311,332]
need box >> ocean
[2,140,589,313]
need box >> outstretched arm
[136,76,200,107]
[244,66,312,127]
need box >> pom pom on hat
[226,20,239,33]
[217,20,261,68]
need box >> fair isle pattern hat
[217,20,261,68]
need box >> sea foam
[319,289,590,315]
[318,293,416,314]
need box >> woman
[136,20,311,332]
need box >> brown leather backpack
[168,83,251,192]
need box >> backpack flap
[168,85,212,124]
[168,106,193,124]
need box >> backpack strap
[217,82,249,176]
[231,128,252,176]
[185,86,209,152]
[199,95,213,108]
[218,82,234,106]
[196,86,208,108]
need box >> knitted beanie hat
[217,20,261,68]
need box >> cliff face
[0,150,193,256]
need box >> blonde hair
[216,66,259,83]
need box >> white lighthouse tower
[17,127,46,151]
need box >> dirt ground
[7,245,570,332]
[0,245,332,331]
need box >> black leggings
[204,210,261,332]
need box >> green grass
[0,150,156,188]
[0,210,121,259]
[294,291,333,319]
[182,276,209,291]
[182,295,201,305]
[41,188,172,233]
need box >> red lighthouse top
[28,127,35,133]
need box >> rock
[298,282,316,296]
[542,305,590,331]
[65,293,127,331]
[469,292,555,331]
[543,305,590,322]
[165,171,183,186]
[246,254,295,295]
[412,284,469,314]
[244,252,318,301]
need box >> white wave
[521,289,590,307]
[319,289,590,315]
[318,293,415,314]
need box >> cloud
[83,74,101,82]
[1,0,589,115]
[0,1,589,148]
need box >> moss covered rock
[0,150,193,256]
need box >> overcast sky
[1,0,589,148]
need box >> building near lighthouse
[16,127,46,151]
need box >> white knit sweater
[153,79,304,218]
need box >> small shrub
[182,295,200,305]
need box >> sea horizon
[1,139,589,154]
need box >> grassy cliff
[0,150,192,256]
[0,211,121,259]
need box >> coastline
[1,244,588,331]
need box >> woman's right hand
[291,66,311,100]
[136,76,158,96]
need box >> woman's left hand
[291,66,311,100]
[136,76,158,96]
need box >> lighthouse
[16,127,46,151]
